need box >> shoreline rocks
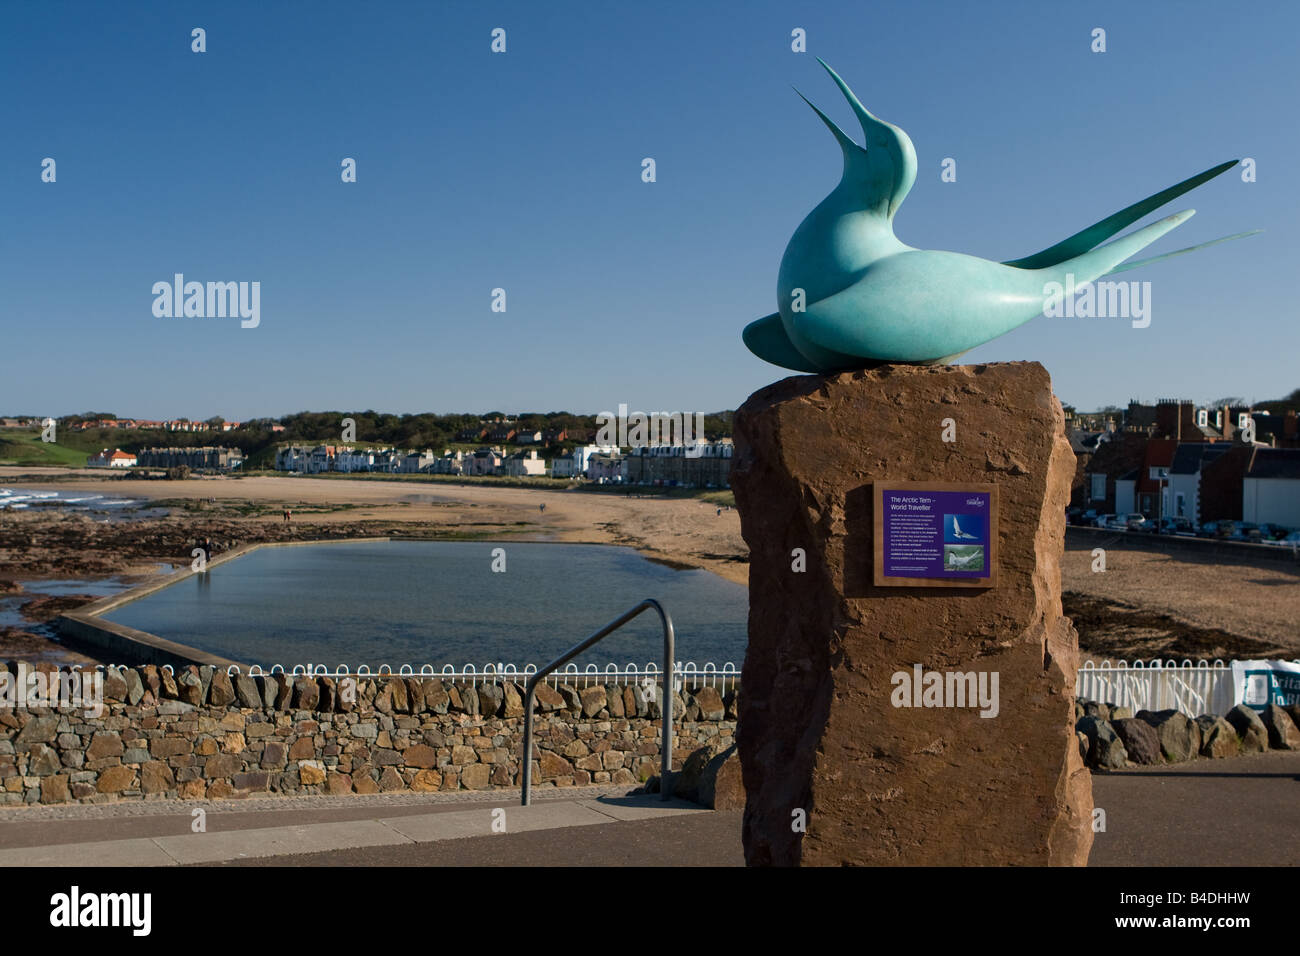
[1075,697,1298,770]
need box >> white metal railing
[1076,659,1237,716]
[87,660,741,692]
[70,657,1299,717]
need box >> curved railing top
[520,599,675,806]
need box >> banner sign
[1231,659,1300,711]
[873,482,998,587]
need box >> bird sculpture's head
[795,58,917,220]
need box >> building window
[1090,474,1106,501]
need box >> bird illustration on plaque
[873,482,998,587]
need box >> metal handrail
[521,599,674,806]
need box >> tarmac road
[1089,749,1300,867]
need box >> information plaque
[873,482,998,587]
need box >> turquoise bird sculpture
[743,59,1258,373]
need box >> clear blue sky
[1,0,1293,421]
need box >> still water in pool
[104,540,748,671]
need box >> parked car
[1226,521,1262,542]
[1080,509,1099,526]
[1140,516,1184,534]
[1093,513,1116,529]
[1121,513,1150,531]
[1258,523,1291,542]
[1155,516,1196,535]
[1263,531,1300,548]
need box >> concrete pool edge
[55,537,394,669]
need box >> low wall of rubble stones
[1075,697,1300,770]
[0,663,737,806]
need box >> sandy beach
[0,467,747,581]
[2,466,1296,663]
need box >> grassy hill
[0,432,94,468]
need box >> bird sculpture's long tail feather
[1003,160,1238,270]
[1102,229,1262,275]
[1048,209,1197,288]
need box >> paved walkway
[0,789,706,866]
[1,750,1293,866]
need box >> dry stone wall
[0,663,737,806]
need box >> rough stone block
[697,743,745,810]
[1112,718,1160,765]
[141,761,175,794]
[579,686,607,718]
[1261,705,1300,750]
[208,671,236,712]
[1136,710,1201,763]
[96,765,136,793]
[1197,716,1240,759]
[1224,705,1269,753]
[731,363,1092,866]
[40,774,69,804]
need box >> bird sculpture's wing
[742,313,824,372]
[1002,160,1239,270]
[791,209,1196,364]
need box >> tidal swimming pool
[102,540,748,671]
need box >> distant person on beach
[539,503,546,514]
[283,507,291,524]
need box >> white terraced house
[503,449,545,476]
[87,448,137,468]
[333,448,375,472]
[551,444,619,478]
